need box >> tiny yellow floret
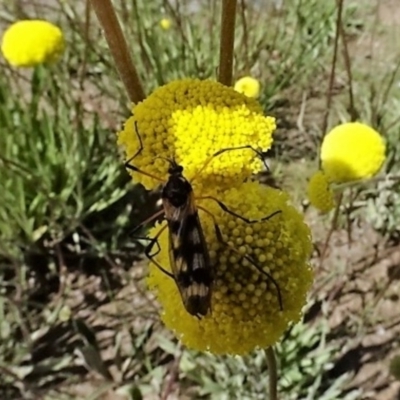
[118,79,276,192]
[1,20,65,67]
[234,76,261,98]
[160,18,172,30]
[321,122,386,183]
[147,182,313,355]
[307,170,335,213]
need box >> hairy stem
[337,0,358,121]
[218,0,237,86]
[266,346,278,400]
[320,0,343,151]
[89,0,145,103]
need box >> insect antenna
[124,120,164,183]
[191,144,269,183]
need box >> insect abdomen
[169,213,213,317]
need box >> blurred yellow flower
[307,170,335,213]
[118,79,276,193]
[147,182,313,355]
[234,76,261,98]
[321,122,386,183]
[1,20,65,67]
[160,18,172,30]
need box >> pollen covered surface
[117,79,276,192]
[321,122,386,183]
[147,182,313,355]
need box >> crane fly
[161,160,213,317]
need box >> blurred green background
[0,1,399,399]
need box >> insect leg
[131,235,161,258]
[130,209,164,236]
[198,205,283,311]
[124,120,164,183]
[191,144,269,182]
[197,195,281,224]
[134,224,175,279]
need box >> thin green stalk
[337,0,358,121]
[266,346,278,400]
[320,0,343,152]
[320,191,344,267]
[218,0,237,86]
[89,0,145,103]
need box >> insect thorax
[162,175,193,207]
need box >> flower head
[160,18,172,30]
[234,76,261,98]
[321,122,386,183]
[307,170,335,213]
[147,182,313,355]
[117,79,276,193]
[1,20,65,67]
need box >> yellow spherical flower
[147,182,313,355]
[307,170,335,213]
[1,20,65,67]
[321,122,386,183]
[118,79,276,192]
[160,18,172,30]
[234,76,261,98]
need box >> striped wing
[163,193,213,316]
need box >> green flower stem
[320,0,342,151]
[90,0,145,103]
[266,346,278,400]
[218,0,237,86]
[320,191,344,266]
